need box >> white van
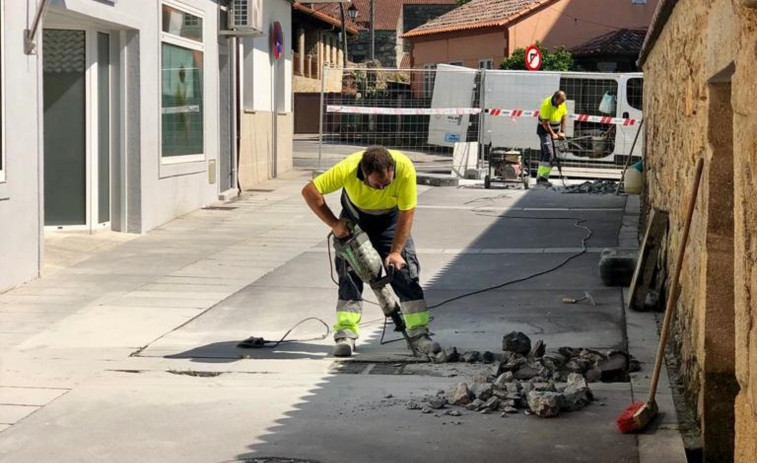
[482,70,643,166]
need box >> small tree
[500,42,576,71]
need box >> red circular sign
[524,45,542,71]
[272,21,284,60]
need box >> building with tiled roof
[570,28,648,72]
[307,1,458,67]
[402,0,659,70]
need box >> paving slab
[0,372,638,463]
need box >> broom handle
[647,157,704,402]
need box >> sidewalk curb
[620,194,688,463]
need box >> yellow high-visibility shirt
[539,96,568,127]
[312,150,417,211]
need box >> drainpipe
[25,0,51,55]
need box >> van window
[627,78,643,111]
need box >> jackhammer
[331,222,422,358]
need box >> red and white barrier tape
[325,105,639,126]
[326,105,481,116]
[486,108,639,126]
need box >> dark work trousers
[333,191,429,340]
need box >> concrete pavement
[0,169,686,462]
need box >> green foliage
[457,0,472,4]
[499,42,576,71]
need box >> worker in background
[536,91,568,187]
[302,146,441,358]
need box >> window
[478,59,493,70]
[449,61,463,66]
[627,78,643,111]
[423,64,436,99]
[161,2,204,162]
[632,0,647,3]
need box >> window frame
[423,63,436,99]
[478,59,493,70]
[159,0,206,165]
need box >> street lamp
[348,3,358,21]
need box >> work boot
[409,334,441,355]
[536,177,553,187]
[333,338,355,357]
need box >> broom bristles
[615,401,645,434]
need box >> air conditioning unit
[226,0,264,36]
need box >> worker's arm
[541,118,558,139]
[302,182,349,238]
[386,208,415,269]
[558,115,567,139]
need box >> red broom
[616,158,704,434]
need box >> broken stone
[629,357,642,373]
[461,351,482,363]
[564,358,592,374]
[504,406,519,414]
[448,409,461,417]
[406,400,422,410]
[482,351,496,363]
[472,373,491,384]
[471,382,494,401]
[385,394,394,399]
[502,331,532,354]
[521,382,534,395]
[493,372,514,388]
[598,352,629,382]
[483,397,500,412]
[527,391,564,418]
[513,364,541,380]
[533,382,557,392]
[446,382,473,406]
[421,406,433,414]
[505,392,522,402]
[529,340,546,359]
[542,352,568,370]
[444,347,460,363]
[434,350,449,364]
[492,389,509,400]
[480,409,490,415]
[427,396,448,410]
[466,399,485,411]
[506,382,521,394]
[585,368,602,383]
[558,347,582,359]
[562,373,593,411]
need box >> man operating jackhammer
[536,90,568,187]
[302,145,441,358]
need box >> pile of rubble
[408,331,639,418]
[558,179,619,194]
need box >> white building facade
[0,0,293,292]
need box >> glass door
[43,29,87,226]
[43,28,112,230]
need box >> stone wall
[732,2,757,460]
[350,31,397,67]
[642,0,757,459]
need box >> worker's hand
[331,218,351,239]
[551,133,560,140]
[385,252,406,270]
[557,132,566,140]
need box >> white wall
[0,0,44,292]
[50,0,223,233]
[242,0,292,114]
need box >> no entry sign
[525,45,542,71]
